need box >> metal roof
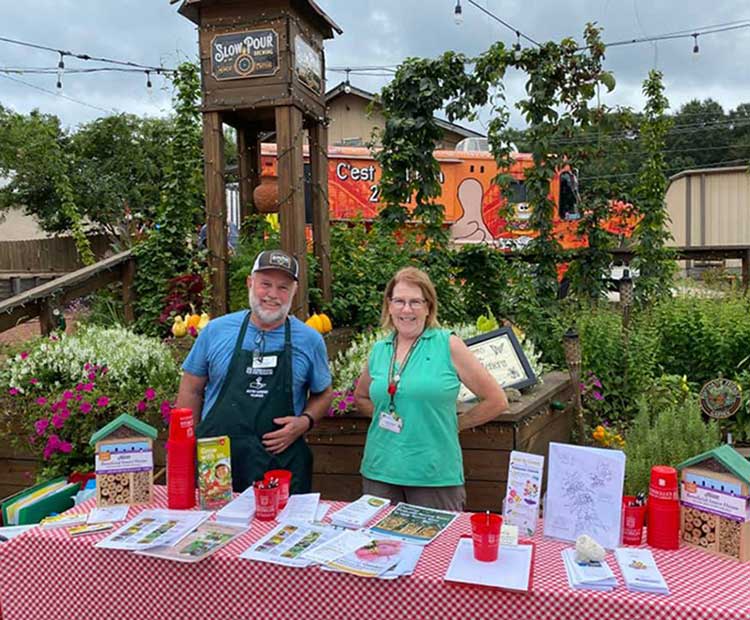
[669,165,750,183]
[89,413,158,445]
[677,444,750,484]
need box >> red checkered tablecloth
[1,487,749,620]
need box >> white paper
[500,524,519,546]
[88,505,129,524]
[239,522,340,568]
[315,502,330,522]
[444,539,533,592]
[503,451,544,537]
[276,493,320,524]
[95,509,212,551]
[330,495,390,528]
[562,548,617,591]
[544,442,625,549]
[614,548,669,595]
[215,486,256,526]
[300,529,373,564]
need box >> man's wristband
[301,412,315,431]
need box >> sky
[0,1,749,132]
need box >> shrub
[0,326,180,479]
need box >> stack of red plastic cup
[264,470,292,509]
[167,408,196,510]
[647,465,680,550]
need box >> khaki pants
[362,477,466,512]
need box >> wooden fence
[0,235,111,274]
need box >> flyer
[95,509,212,551]
[239,523,342,568]
[325,538,424,579]
[369,503,458,545]
[137,522,246,563]
[503,451,544,537]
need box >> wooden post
[203,111,228,317]
[743,248,750,294]
[309,121,332,304]
[275,105,308,318]
[38,299,55,336]
[237,125,260,226]
[121,257,136,325]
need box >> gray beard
[249,289,291,325]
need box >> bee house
[89,414,158,507]
[677,444,750,561]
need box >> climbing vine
[632,70,676,304]
[375,25,616,304]
[133,62,204,334]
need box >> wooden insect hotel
[677,444,750,561]
[89,413,158,507]
[174,0,341,318]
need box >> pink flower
[101,367,109,375]
[62,390,74,400]
[80,401,92,414]
[51,414,65,429]
[144,387,156,402]
[96,396,110,408]
[8,387,18,396]
[137,400,147,413]
[59,408,70,420]
[337,401,349,411]
[592,391,604,401]
[43,434,61,459]
[34,418,49,436]
[84,363,91,371]
[58,441,72,454]
[345,394,355,404]
[49,334,59,341]
[75,383,84,392]
[593,378,602,388]
[88,372,96,381]
[29,378,38,385]
[20,351,28,360]
[35,396,47,406]
[188,326,198,337]
[82,383,94,392]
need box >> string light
[454,0,463,26]
[692,33,700,54]
[343,68,351,94]
[56,52,64,89]
[146,70,152,89]
[513,31,522,60]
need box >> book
[444,538,534,593]
[330,495,390,529]
[196,436,233,510]
[1,478,80,526]
[614,548,669,595]
[368,502,458,545]
[137,522,246,563]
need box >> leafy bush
[624,377,720,494]
[0,326,180,479]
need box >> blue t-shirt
[182,311,331,420]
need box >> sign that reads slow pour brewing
[210,29,279,81]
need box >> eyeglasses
[389,297,427,310]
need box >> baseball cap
[252,250,299,281]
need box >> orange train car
[257,144,637,249]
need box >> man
[176,249,333,494]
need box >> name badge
[378,411,403,434]
[252,355,277,369]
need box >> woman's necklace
[387,331,423,398]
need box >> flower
[80,401,93,414]
[144,387,156,401]
[137,400,147,413]
[34,418,50,436]
[88,372,96,381]
[29,378,38,385]
[35,396,48,406]
[82,383,94,392]
[592,391,603,401]
[8,387,19,396]
[20,352,28,360]
[96,396,110,408]
[58,441,72,454]
[51,414,65,429]
[62,390,74,400]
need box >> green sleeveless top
[360,328,463,486]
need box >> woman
[354,267,509,511]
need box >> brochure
[561,548,617,592]
[503,451,544,537]
[95,509,212,551]
[330,495,390,529]
[240,523,341,568]
[137,522,246,563]
[40,512,89,530]
[300,529,374,565]
[369,503,458,545]
[88,505,129,524]
[277,493,320,524]
[444,538,534,592]
[325,538,424,579]
[614,548,669,595]
[214,486,255,527]
[197,436,233,510]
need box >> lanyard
[387,332,422,412]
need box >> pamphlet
[277,493,320,524]
[240,523,341,568]
[503,451,544,537]
[325,538,424,579]
[330,495,390,529]
[614,548,669,595]
[88,505,129,524]
[561,548,617,592]
[300,529,374,565]
[544,442,626,549]
[197,436,233,510]
[137,522,246,563]
[444,539,534,592]
[315,502,330,522]
[95,509,212,551]
[40,512,89,530]
[369,502,457,545]
[214,486,255,527]
[68,523,114,537]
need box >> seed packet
[197,436,233,510]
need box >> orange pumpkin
[186,314,201,329]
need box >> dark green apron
[195,312,312,494]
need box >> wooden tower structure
[175,0,341,317]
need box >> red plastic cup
[167,437,196,509]
[169,408,195,441]
[254,484,279,521]
[264,469,292,509]
[470,512,502,562]
[647,502,680,550]
[621,495,647,545]
[649,465,678,502]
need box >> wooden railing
[0,250,135,335]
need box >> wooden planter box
[308,371,573,511]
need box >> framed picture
[457,327,537,402]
